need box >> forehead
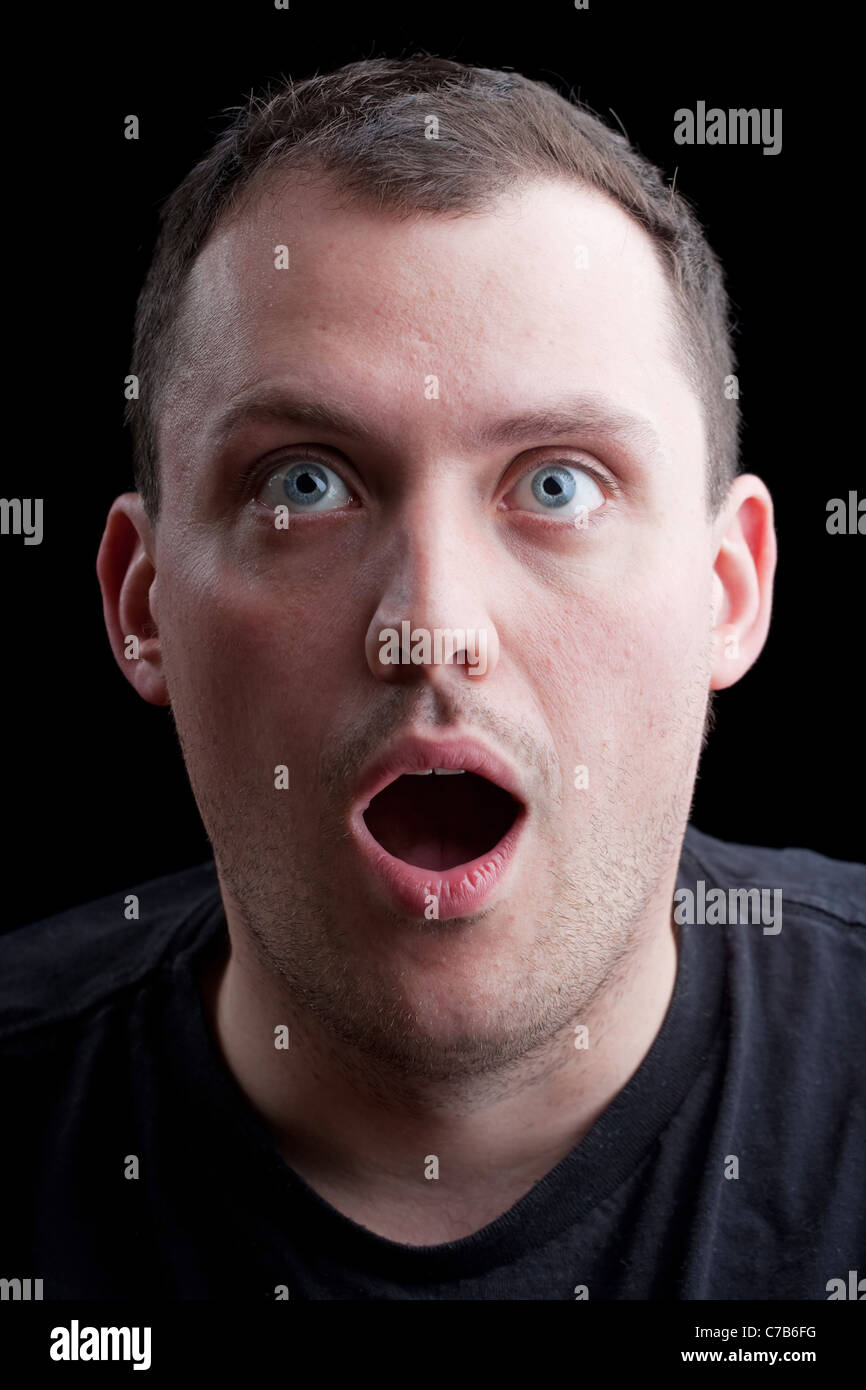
[163,175,701,478]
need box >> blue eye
[512,463,604,518]
[260,459,354,512]
[531,465,576,507]
[285,462,329,505]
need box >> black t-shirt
[2,825,864,1301]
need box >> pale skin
[98,175,776,1244]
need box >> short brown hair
[127,55,740,521]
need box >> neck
[201,885,678,1244]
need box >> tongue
[394,834,479,872]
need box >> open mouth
[362,769,523,871]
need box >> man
[2,56,863,1301]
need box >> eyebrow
[209,386,666,464]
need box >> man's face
[150,175,713,1076]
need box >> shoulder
[679,823,865,1044]
[0,860,221,1042]
[679,826,866,1245]
[681,823,866,933]
[680,824,865,1096]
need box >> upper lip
[351,733,528,817]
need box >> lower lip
[349,808,527,919]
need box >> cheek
[518,567,711,756]
[158,550,345,768]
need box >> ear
[96,492,169,706]
[710,473,777,691]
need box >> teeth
[406,767,466,776]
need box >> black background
[3,2,860,930]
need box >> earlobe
[96,493,171,707]
[709,476,777,693]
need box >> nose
[364,492,500,685]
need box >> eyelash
[510,457,614,502]
[234,451,335,500]
[241,449,618,514]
